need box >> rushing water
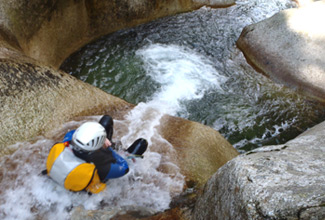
[62,0,325,152]
[0,116,184,219]
[2,1,325,219]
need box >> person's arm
[103,138,112,149]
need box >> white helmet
[71,122,107,152]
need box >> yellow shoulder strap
[85,170,106,194]
[46,143,65,174]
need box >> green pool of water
[61,1,325,152]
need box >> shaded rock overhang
[0,0,236,69]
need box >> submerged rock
[71,205,190,220]
[237,0,325,102]
[70,206,123,220]
[193,120,325,219]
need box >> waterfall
[3,0,324,219]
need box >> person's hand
[103,138,112,148]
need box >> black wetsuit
[73,147,116,181]
[73,115,128,182]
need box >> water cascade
[62,0,325,153]
[1,0,325,219]
[0,116,185,219]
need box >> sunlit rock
[0,52,134,152]
[193,120,325,219]
[295,0,322,7]
[237,0,325,102]
[159,115,239,188]
[0,0,235,68]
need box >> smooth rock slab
[237,0,325,102]
[0,56,134,151]
[193,120,325,219]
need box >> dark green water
[61,0,325,153]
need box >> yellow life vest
[46,143,106,194]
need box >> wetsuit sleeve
[99,115,114,140]
[87,148,117,181]
[63,130,75,142]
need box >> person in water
[45,115,148,194]
[67,115,130,181]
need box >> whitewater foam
[136,44,228,115]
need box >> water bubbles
[59,0,318,153]
[0,119,185,219]
[136,44,227,115]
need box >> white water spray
[1,0,298,217]
[136,44,227,115]
[0,44,226,219]
[118,43,227,147]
